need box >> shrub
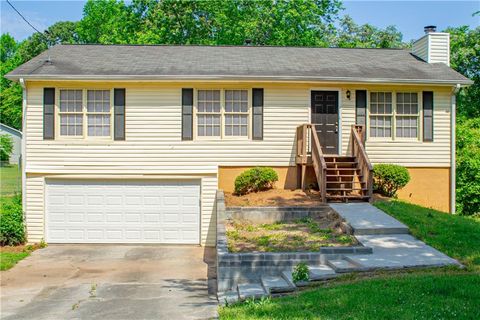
[0,194,26,246]
[0,134,13,163]
[373,164,410,197]
[456,118,480,215]
[292,262,309,283]
[234,167,278,195]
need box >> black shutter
[43,88,55,140]
[114,88,126,140]
[252,88,264,140]
[355,90,367,126]
[182,88,193,140]
[423,91,434,142]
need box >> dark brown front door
[311,91,339,154]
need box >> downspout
[450,84,461,214]
[19,79,27,223]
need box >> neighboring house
[6,26,471,246]
[0,123,22,165]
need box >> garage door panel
[46,180,200,244]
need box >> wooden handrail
[310,125,327,202]
[351,125,373,201]
[296,124,327,202]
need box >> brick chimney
[412,25,450,66]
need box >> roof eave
[5,74,474,86]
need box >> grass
[220,273,480,319]
[374,200,480,271]
[225,216,356,252]
[0,251,30,271]
[219,199,480,319]
[0,164,21,196]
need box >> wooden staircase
[296,124,373,203]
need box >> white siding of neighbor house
[24,81,453,245]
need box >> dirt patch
[225,189,324,207]
[0,243,44,253]
[226,213,357,252]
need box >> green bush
[0,194,26,246]
[373,164,410,198]
[456,118,480,215]
[234,167,278,195]
[0,134,14,163]
[292,262,309,283]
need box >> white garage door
[46,180,200,244]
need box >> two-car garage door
[46,180,200,244]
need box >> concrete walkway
[331,203,461,270]
[330,203,409,235]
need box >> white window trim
[367,90,422,142]
[56,88,114,141]
[193,88,251,140]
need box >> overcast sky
[1,0,479,42]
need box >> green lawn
[219,200,480,319]
[0,164,21,196]
[0,251,29,271]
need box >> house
[6,26,471,246]
[0,123,22,165]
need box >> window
[224,90,248,136]
[197,90,221,137]
[59,90,83,136]
[58,89,112,138]
[87,90,111,136]
[195,89,250,138]
[396,92,418,138]
[369,92,392,138]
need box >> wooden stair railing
[296,124,327,203]
[351,125,373,202]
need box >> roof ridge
[56,43,407,50]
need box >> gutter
[19,78,27,224]
[451,84,461,214]
[4,74,474,86]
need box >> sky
[1,0,479,42]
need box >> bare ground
[226,213,357,252]
[225,189,324,207]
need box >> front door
[311,91,339,154]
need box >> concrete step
[218,291,239,305]
[326,257,365,273]
[261,275,296,294]
[237,283,268,300]
[281,270,309,287]
[309,265,338,280]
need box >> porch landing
[329,203,409,235]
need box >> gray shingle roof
[6,44,472,84]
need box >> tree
[456,118,480,215]
[0,34,17,63]
[77,0,141,44]
[0,134,14,162]
[333,15,405,48]
[446,26,480,119]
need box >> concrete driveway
[1,245,217,320]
